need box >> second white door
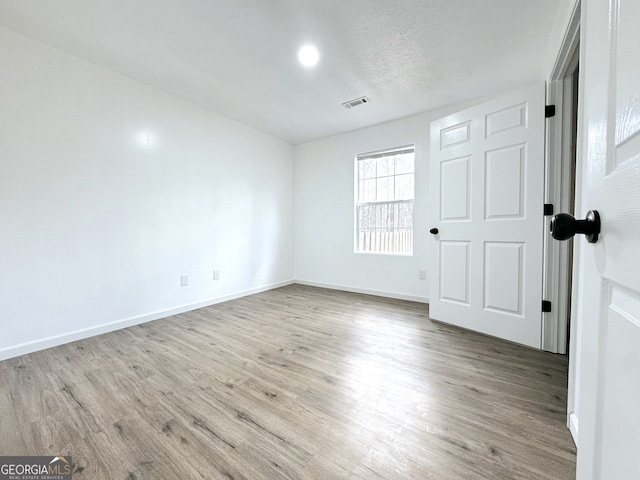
[429,84,545,348]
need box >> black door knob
[550,210,600,243]
[430,228,439,235]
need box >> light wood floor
[0,285,576,479]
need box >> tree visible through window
[355,146,414,254]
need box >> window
[355,146,415,254]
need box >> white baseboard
[294,279,429,304]
[0,279,294,362]
[0,278,425,362]
[569,412,579,445]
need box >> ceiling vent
[342,96,369,109]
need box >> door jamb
[543,0,582,445]
[542,1,581,356]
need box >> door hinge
[545,105,556,118]
[542,300,552,313]
[544,203,554,216]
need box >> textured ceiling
[0,0,562,144]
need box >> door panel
[440,156,470,220]
[440,121,471,148]
[485,102,527,136]
[440,241,470,305]
[484,242,524,315]
[429,84,545,348]
[615,1,640,150]
[598,284,640,479]
[485,144,525,218]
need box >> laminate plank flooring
[0,284,576,479]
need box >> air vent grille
[342,96,369,109]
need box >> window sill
[354,251,413,257]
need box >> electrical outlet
[180,274,189,286]
[213,270,220,281]
[418,270,427,280]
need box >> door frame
[543,0,582,444]
[542,0,581,356]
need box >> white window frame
[354,145,415,255]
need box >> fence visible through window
[355,146,414,254]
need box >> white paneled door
[429,84,545,348]
[574,0,640,478]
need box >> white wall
[294,104,475,303]
[0,27,294,360]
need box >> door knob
[550,210,601,243]
[430,228,439,235]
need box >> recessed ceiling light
[298,45,319,67]
[136,129,154,149]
